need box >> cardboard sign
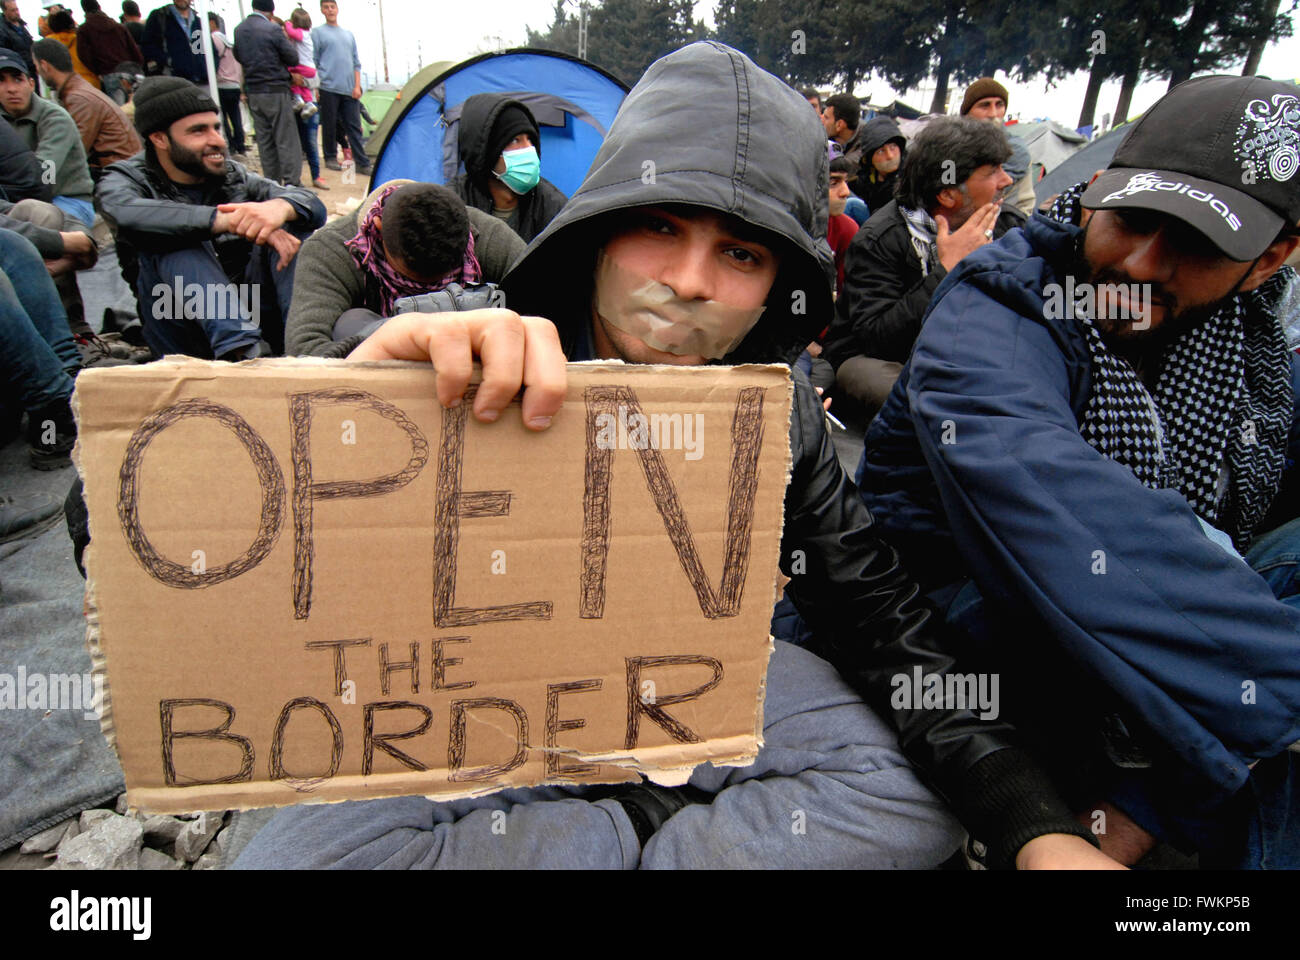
[73,358,793,814]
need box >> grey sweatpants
[248,91,303,186]
[231,640,964,869]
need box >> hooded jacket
[503,42,836,366]
[853,115,906,212]
[447,93,567,244]
[503,41,1098,868]
[858,211,1300,853]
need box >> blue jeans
[135,231,303,359]
[0,230,79,413]
[232,640,963,869]
[297,110,320,181]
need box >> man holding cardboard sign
[75,43,989,868]
[198,43,996,869]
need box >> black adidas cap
[1081,75,1300,261]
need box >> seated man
[853,113,906,216]
[232,42,972,870]
[856,75,1300,869]
[448,93,567,244]
[0,45,97,331]
[824,116,1024,420]
[0,226,82,469]
[286,178,524,358]
[32,36,141,178]
[96,76,327,360]
[0,107,50,201]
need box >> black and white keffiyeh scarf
[1045,181,1295,550]
[900,204,939,277]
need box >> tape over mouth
[593,251,766,360]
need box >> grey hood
[502,41,834,364]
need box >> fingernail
[478,408,499,422]
[528,415,552,429]
[446,397,461,408]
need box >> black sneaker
[75,333,134,368]
[26,400,77,470]
[0,492,64,543]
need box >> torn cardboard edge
[75,357,793,815]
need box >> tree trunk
[1115,61,1139,124]
[1167,0,1211,91]
[1243,0,1281,75]
[1077,55,1107,130]
[929,58,950,114]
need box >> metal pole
[377,0,390,84]
[195,0,222,128]
[578,1,588,60]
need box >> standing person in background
[44,8,100,89]
[312,0,368,176]
[207,11,244,161]
[75,0,141,104]
[37,3,68,38]
[0,0,36,78]
[234,0,301,186]
[283,7,324,189]
[119,0,142,44]
[140,0,203,82]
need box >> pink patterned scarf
[345,183,483,315]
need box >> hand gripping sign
[73,358,792,814]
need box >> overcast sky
[22,0,1300,129]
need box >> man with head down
[231,42,995,870]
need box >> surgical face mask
[593,250,767,360]
[494,145,540,195]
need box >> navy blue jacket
[140,3,206,83]
[858,212,1300,818]
[232,11,297,94]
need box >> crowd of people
[1,21,1298,872]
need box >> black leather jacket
[503,43,1098,870]
[95,152,326,256]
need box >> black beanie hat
[488,104,540,165]
[133,77,219,137]
[251,0,274,11]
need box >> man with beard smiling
[856,75,1300,868]
[97,76,326,360]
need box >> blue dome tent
[366,48,630,198]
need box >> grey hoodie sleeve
[286,218,367,358]
[466,206,525,281]
[0,208,64,259]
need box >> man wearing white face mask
[448,94,567,244]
